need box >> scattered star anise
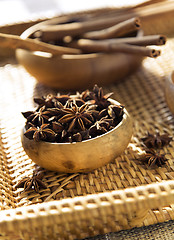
[141,149,168,167]
[15,170,47,193]
[24,124,56,142]
[141,132,172,149]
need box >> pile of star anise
[22,85,124,143]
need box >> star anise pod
[69,132,82,143]
[141,132,172,149]
[98,108,109,119]
[68,130,90,143]
[58,103,94,132]
[108,104,124,120]
[22,106,52,126]
[81,89,94,102]
[24,124,56,142]
[34,94,56,108]
[141,149,168,167]
[64,98,86,108]
[51,121,64,133]
[89,117,113,137]
[52,101,64,109]
[91,84,113,110]
[15,170,47,193]
[54,94,71,105]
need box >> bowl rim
[22,98,131,146]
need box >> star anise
[22,106,52,126]
[54,94,71,105]
[58,103,94,132]
[69,132,82,143]
[141,132,172,149]
[81,89,94,102]
[68,130,90,143]
[98,108,108,119]
[108,104,124,120]
[64,98,86,108]
[51,121,64,133]
[141,149,168,167]
[89,117,113,137]
[34,94,56,108]
[24,124,56,142]
[15,170,47,193]
[91,84,113,110]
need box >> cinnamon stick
[65,34,166,50]
[77,39,161,58]
[35,16,136,42]
[94,35,166,46]
[0,32,81,55]
[82,17,141,40]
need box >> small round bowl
[21,99,133,173]
[16,17,143,91]
[165,71,174,115]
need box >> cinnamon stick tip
[159,35,167,45]
[134,17,141,28]
[151,49,161,58]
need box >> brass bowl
[165,71,174,114]
[21,99,133,173]
[16,18,143,91]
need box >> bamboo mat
[0,24,174,240]
[0,36,174,212]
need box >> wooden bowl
[21,99,133,173]
[165,71,174,115]
[16,18,143,91]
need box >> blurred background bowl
[16,18,143,91]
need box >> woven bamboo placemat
[0,10,174,239]
[86,220,174,240]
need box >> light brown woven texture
[0,8,174,240]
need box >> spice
[22,106,51,126]
[15,170,47,193]
[141,149,168,167]
[90,84,113,109]
[141,132,172,149]
[22,85,124,143]
[24,123,56,142]
[58,102,94,132]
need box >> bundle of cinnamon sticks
[0,1,169,57]
[31,15,166,58]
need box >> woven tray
[0,7,174,240]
